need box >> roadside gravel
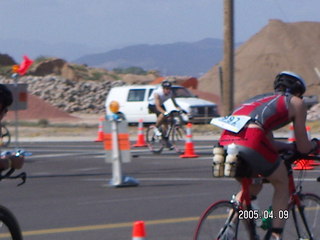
[4,113,312,143]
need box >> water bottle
[261,206,272,230]
[251,199,262,227]
[224,143,238,177]
[212,145,225,177]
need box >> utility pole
[222,0,234,115]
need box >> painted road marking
[18,216,200,237]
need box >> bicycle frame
[238,155,319,239]
[194,153,320,240]
[162,111,184,138]
[237,177,262,239]
[287,156,316,239]
[146,111,186,154]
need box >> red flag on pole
[18,55,33,75]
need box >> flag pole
[11,55,33,149]
[12,73,20,149]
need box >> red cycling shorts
[219,127,280,176]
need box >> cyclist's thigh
[237,145,280,176]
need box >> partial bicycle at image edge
[193,153,320,240]
[0,150,29,240]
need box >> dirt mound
[199,20,320,106]
[0,54,16,66]
[5,94,78,122]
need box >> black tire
[283,193,320,240]
[193,200,252,240]
[171,125,186,153]
[0,205,23,240]
[146,125,164,154]
[0,124,10,147]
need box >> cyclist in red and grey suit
[219,71,320,240]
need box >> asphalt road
[0,141,319,240]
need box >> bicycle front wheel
[0,205,23,240]
[146,125,164,154]
[194,200,252,240]
[171,125,186,153]
[283,193,320,240]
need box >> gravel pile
[307,103,320,121]
[0,75,127,114]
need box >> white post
[111,117,122,186]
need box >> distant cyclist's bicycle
[193,152,320,240]
[0,150,28,240]
[146,110,186,154]
[0,124,11,147]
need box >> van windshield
[172,87,195,98]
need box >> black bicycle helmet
[161,80,172,88]
[0,84,13,108]
[274,71,306,95]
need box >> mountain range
[1,37,228,77]
[0,38,101,63]
[74,38,224,77]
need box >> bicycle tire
[171,125,186,153]
[283,193,320,240]
[0,205,23,240]
[0,124,10,147]
[193,200,252,240]
[146,125,164,154]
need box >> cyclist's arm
[171,96,181,110]
[290,96,313,154]
[269,131,295,152]
[154,93,166,114]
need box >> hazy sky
[1,0,320,59]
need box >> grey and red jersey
[232,93,292,133]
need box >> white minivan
[105,85,219,124]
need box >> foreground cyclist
[148,80,181,149]
[216,71,319,240]
[0,84,24,170]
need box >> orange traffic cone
[289,125,315,170]
[308,156,320,166]
[304,126,320,166]
[132,221,146,240]
[133,119,147,147]
[288,124,295,142]
[293,159,314,170]
[94,116,104,142]
[180,123,199,158]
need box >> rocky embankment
[0,57,158,114]
[0,75,127,114]
[307,103,320,121]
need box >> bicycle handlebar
[166,109,187,115]
[281,151,320,162]
[0,170,27,186]
[280,151,320,182]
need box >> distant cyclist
[0,84,24,170]
[148,80,181,148]
[216,71,320,240]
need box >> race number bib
[210,115,251,133]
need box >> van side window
[127,89,146,102]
